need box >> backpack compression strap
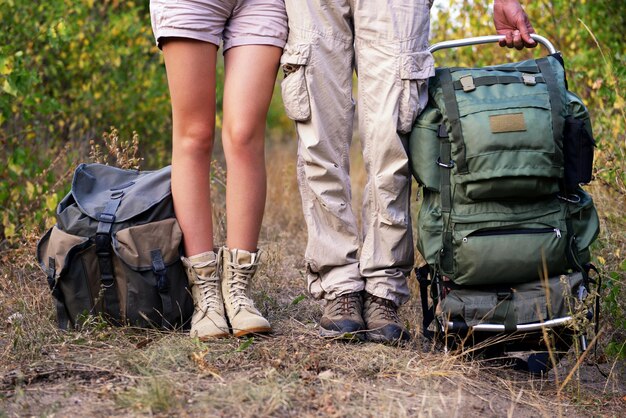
[536,57,565,168]
[439,68,469,175]
[95,191,123,324]
[46,257,71,330]
[452,74,546,91]
[415,265,436,339]
[150,249,175,328]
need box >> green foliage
[603,269,626,358]
[0,0,165,244]
[0,0,293,245]
[0,0,169,146]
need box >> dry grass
[1,143,625,417]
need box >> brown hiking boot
[363,293,410,344]
[319,292,365,340]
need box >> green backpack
[37,164,193,330]
[409,37,599,366]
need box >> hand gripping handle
[428,34,557,54]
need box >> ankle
[183,250,218,266]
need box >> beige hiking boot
[221,248,271,337]
[182,250,230,339]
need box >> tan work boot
[182,250,230,339]
[363,293,410,344]
[319,292,365,341]
[221,248,271,337]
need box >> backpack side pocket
[409,105,442,191]
[563,92,595,191]
[563,116,594,191]
[37,226,98,328]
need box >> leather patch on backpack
[489,113,527,133]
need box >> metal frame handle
[429,34,557,54]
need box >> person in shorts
[150,0,287,339]
[280,0,536,343]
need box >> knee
[223,123,263,155]
[175,122,215,157]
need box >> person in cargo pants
[281,0,536,343]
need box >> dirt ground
[1,146,625,417]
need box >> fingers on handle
[518,18,537,47]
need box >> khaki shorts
[150,0,288,51]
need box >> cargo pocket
[397,51,435,134]
[280,44,311,122]
[456,96,561,199]
[439,274,582,328]
[113,218,192,329]
[37,226,97,327]
[439,289,498,327]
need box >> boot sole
[198,332,231,340]
[365,329,410,344]
[233,326,272,337]
[319,328,365,341]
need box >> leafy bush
[0,0,167,243]
[0,0,295,245]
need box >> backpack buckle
[522,74,537,86]
[497,291,513,301]
[459,75,475,92]
[436,157,455,169]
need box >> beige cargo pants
[281,0,434,306]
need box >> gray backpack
[37,163,193,329]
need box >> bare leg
[162,39,218,256]
[222,45,282,251]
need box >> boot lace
[226,263,257,310]
[328,293,361,317]
[196,274,221,312]
[366,295,400,322]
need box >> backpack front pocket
[113,218,192,328]
[455,98,562,199]
[449,222,569,285]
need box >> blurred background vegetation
[0,0,624,356]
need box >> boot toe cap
[191,313,230,339]
[231,313,272,337]
[366,324,410,343]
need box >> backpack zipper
[462,227,562,242]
